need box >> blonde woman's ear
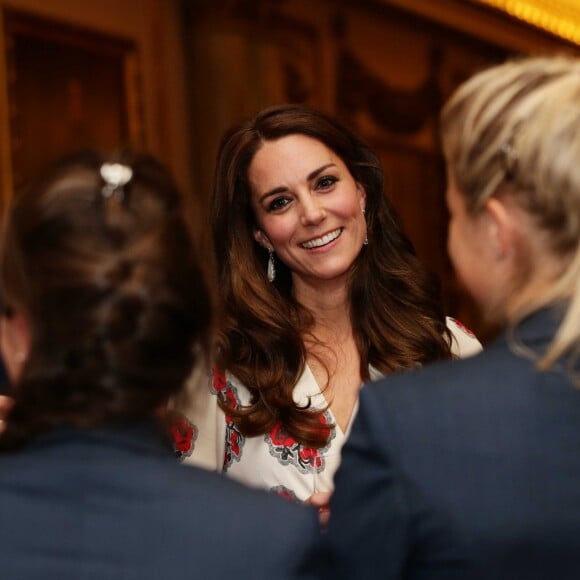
[485,198,517,261]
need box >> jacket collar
[33,419,174,457]
[496,302,569,356]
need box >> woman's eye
[268,197,290,211]
[316,175,338,190]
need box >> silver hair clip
[500,141,519,181]
[100,162,133,201]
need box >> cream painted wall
[0,0,192,199]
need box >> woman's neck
[293,276,352,336]
[504,229,572,323]
[294,277,362,434]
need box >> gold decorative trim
[475,0,580,45]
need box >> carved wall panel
[184,0,325,203]
[3,9,143,196]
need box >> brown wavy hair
[0,151,212,450]
[213,104,452,447]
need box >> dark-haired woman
[0,152,320,580]
[178,105,481,509]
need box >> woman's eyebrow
[259,185,288,203]
[307,163,336,181]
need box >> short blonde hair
[441,55,580,376]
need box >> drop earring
[267,249,276,283]
[362,209,368,246]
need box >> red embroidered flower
[212,368,245,470]
[211,366,227,393]
[299,446,324,470]
[271,485,300,503]
[223,418,244,469]
[269,421,299,449]
[228,426,242,456]
[222,388,238,411]
[168,412,198,460]
[266,412,334,474]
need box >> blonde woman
[322,56,580,579]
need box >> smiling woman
[175,104,481,509]
[250,134,367,294]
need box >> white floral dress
[171,317,481,502]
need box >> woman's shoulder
[445,316,483,358]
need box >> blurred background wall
[0,0,578,340]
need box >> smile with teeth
[300,228,342,249]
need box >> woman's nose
[300,197,326,226]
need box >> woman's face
[248,134,366,290]
[446,172,504,321]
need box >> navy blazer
[0,421,320,580]
[321,307,580,579]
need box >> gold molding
[474,0,580,45]
[376,0,576,52]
